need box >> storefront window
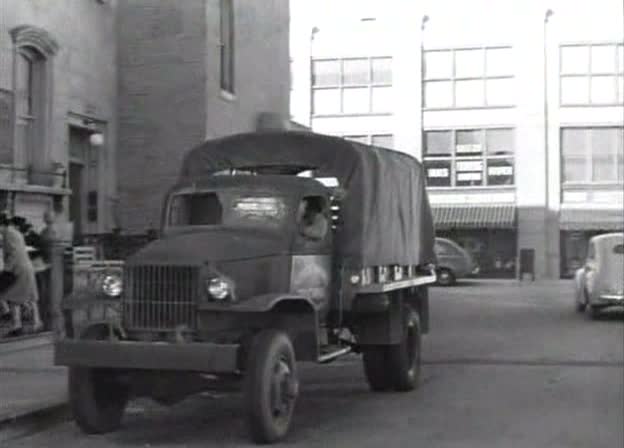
[424,128,514,188]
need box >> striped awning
[432,204,516,229]
[560,208,624,231]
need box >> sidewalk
[0,333,68,442]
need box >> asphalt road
[6,280,624,447]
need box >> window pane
[486,78,514,106]
[486,47,512,76]
[455,79,484,107]
[591,76,616,103]
[424,131,452,156]
[371,134,393,148]
[591,45,616,73]
[312,60,340,86]
[561,46,589,74]
[456,130,483,154]
[424,81,453,108]
[454,48,484,78]
[486,129,514,155]
[312,89,341,114]
[424,51,452,79]
[563,157,586,182]
[561,76,589,104]
[618,45,624,73]
[371,86,392,113]
[456,159,484,186]
[561,129,588,156]
[424,159,452,187]
[487,158,514,185]
[343,59,369,85]
[372,57,392,84]
[591,128,616,182]
[342,87,369,113]
[617,128,624,181]
[618,75,623,103]
[345,135,368,144]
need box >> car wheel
[362,346,393,391]
[245,329,298,444]
[387,307,421,391]
[436,268,456,286]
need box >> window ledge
[423,105,516,112]
[219,90,236,102]
[426,185,516,191]
[0,182,71,195]
[560,103,624,108]
[312,112,393,118]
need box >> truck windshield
[168,191,288,230]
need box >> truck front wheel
[245,330,299,444]
[69,367,129,434]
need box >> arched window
[10,25,58,176]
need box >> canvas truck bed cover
[179,131,436,270]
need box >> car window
[435,240,455,256]
[587,242,596,261]
[613,244,624,255]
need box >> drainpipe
[543,9,554,279]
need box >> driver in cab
[296,197,328,241]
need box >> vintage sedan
[434,237,479,286]
[574,232,624,318]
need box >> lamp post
[543,9,553,279]
[420,15,429,160]
[308,26,320,128]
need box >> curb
[0,332,54,355]
[0,401,70,443]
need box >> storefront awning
[432,204,516,229]
[560,208,624,231]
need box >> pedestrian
[0,213,43,335]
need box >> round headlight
[207,278,230,300]
[102,274,123,298]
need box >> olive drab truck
[55,131,438,444]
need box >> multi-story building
[1,0,290,245]
[290,0,624,279]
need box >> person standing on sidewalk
[0,213,43,335]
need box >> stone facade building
[1,0,290,246]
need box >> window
[423,47,514,108]
[15,48,43,170]
[560,43,624,105]
[344,134,394,149]
[312,57,393,115]
[220,0,235,94]
[423,128,514,188]
[561,127,624,184]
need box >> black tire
[362,346,392,391]
[436,268,456,286]
[387,308,421,391]
[362,307,421,392]
[245,330,298,444]
[69,367,129,434]
[589,305,602,320]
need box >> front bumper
[595,293,624,306]
[54,340,240,373]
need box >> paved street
[5,280,623,447]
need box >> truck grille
[122,265,199,331]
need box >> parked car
[574,232,624,318]
[434,237,478,286]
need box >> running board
[318,346,352,364]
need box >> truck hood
[127,228,291,266]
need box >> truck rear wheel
[69,367,129,434]
[361,307,421,392]
[245,330,299,444]
[388,308,421,391]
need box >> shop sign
[456,160,483,172]
[456,144,482,154]
[457,172,482,181]
[488,165,513,176]
[427,167,450,178]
